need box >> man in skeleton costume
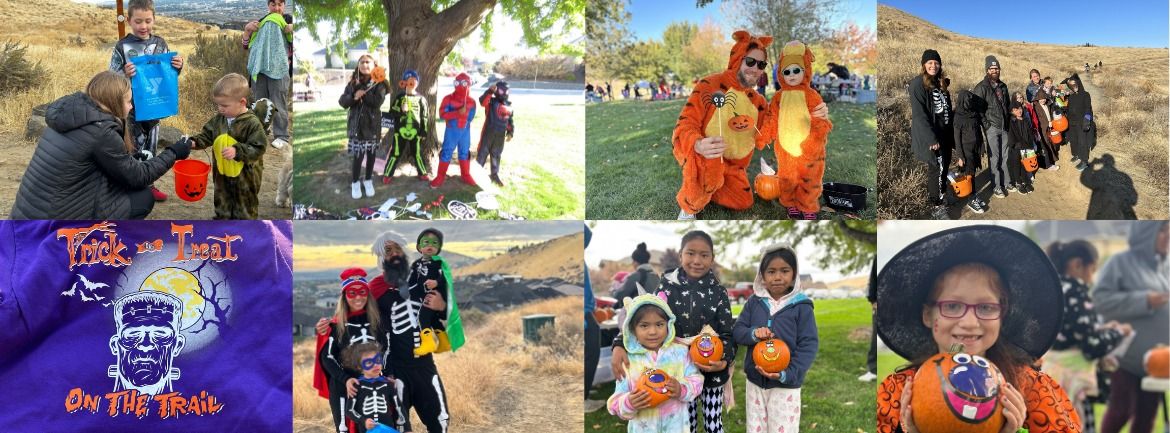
[345,342,406,433]
[108,290,185,395]
[368,232,453,433]
[315,268,391,433]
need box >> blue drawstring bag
[129,52,179,121]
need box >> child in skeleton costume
[367,232,463,433]
[315,268,389,433]
[475,81,515,186]
[109,0,185,202]
[757,41,833,220]
[431,72,477,188]
[344,342,408,433]
[385,70,431,183]
[672,30,771,220]
[341,55,389,199]
[408,228,459,357]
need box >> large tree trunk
[382,0,497,174]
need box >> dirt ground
[0,133,292,219]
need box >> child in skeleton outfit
[109,0,184,202]
[367,232,454,433]
[314,268,390,433]
[431,72,477,188]
[344,342,408,433]
[409,228,455,356]
[475,81,515,186]
[385,70,431,183]
[341,55,388,199]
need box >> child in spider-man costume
[431,72,477,188]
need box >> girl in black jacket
[908,49,954,219]
[340,54,388,200]
[10,71,188,219]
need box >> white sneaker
[677,209,695,220]
[1049,164,1060,171]
[858,371,878,382]
[271,138,288,149]
[363,179,375,198]
[351,182,362,199]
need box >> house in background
[309,41,388,69]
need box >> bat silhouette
[61,274,109,302]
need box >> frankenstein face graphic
[109,291,185,395]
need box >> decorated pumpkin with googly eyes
[689,333,724,366]
[635,368,674,408]
[911,350,1005,433]
[752,338,791,374]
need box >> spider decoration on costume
[703,91,736,110]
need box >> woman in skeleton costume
[368,232,452,433]
[315,268,390,433]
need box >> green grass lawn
[293,98,584,219]
[586,298,875,432]
[585,99,875,220]
[877,349,1167,433]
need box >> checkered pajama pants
[688,386,725,433]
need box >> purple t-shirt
[0,220,292,431]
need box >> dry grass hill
[876,5,1168,219]
[292,296,583,433]
[457,232,585,282]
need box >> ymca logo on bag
[130,52,180,121]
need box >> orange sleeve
[805,88,832,155]
[877,369,914,433]
[672,83,711,166]
[754,90,776,150]
[1020,368,1082,433]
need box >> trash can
[522,314,556,344]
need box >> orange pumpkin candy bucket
[1145,346,1170,378]
[1049,130,1063,144]
[173,159,210,202]
[1051,114,1068,132]
[947,170,972,198]
[752,338,791,373]
[910,348,1005,433]
[635,368,674,408]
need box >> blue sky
[626,0,876,41]
[881,0,1169,48]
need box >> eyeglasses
[360,353,383,370]
[782,66,803,76]
[743,57,767,70]
[933,300,1003,320]
[345,287,368,299]
[419,238,440,248]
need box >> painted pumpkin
[1049,130,1063,144]
[755,174,781,200]
[689,333,724,366]
[728,113,753,132]
[635,368,673,409]
[752,338,790,373]
[910,351,1005,433]
[1144,346,1170,378]
[1052,115,1069,132]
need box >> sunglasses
[419,238,440,248]
[360,353,383,370]
[345,287,368,299]
[933,300,1003,320]
[743,57,767,70]
[781,66,803,76]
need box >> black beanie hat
[417,228,444,255]
[631,242,651,264]
[921,49,941,65]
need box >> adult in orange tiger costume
[758,40,833,220]
[672,31,827,220]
